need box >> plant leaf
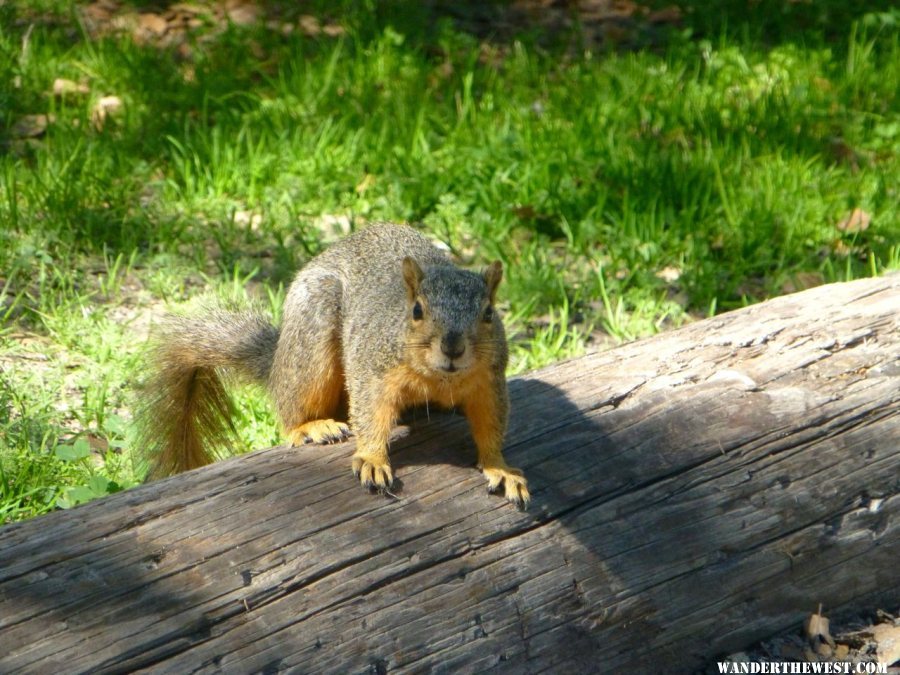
[55,441,91,461]
[88,475,111,496]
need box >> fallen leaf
[83,0,117,22]
[169,2,208,16]
[870,623,900,666]
[778,643,808,661]
[512,205,537,220]
[829,239,853,257]
[655,266,681,283]
[225,1,260,26]
[580,0,640,20]
[109,13,139,34]
[805,605,835,648]
[92,95,123,129]
[249,40,265,59]
[86,434,109,452]
[814,641,833,658]
[829,137,861,169]
[52,78,90,97]
[781,271,824,295]
[233,210,262,230]
[11,114,53,138]
[298,14,322,36]
[267,20,294,35]
[138,12,167,36]
[648,6,682,23]
[836,208,872,233]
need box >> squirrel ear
[402,256,424,299]
[483,260,503,302]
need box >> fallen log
[1,274,898,673]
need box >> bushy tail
[136,306,279,479]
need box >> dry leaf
[298,15,322,36]
[805,606,835,648]
[836,208,872,233]
[249,40,265,59]
[233,210,262,229]
[83,0,117,22]
[92,95,123,129]
[814,641,833,658]
[225,1,260,26]
[831,239,852,257]
[512,205,538,220]
[655,266,681,283]
[267,20,294,35]
[138,12,168,36]
[581,0,639,20]
[52,78,90,97]
[11,114,52,138]
[170,2,207,16]
[870,623,900,666]
[830,137,860,169]
[107,13,138,35]
[322,23,345,37]
[781,271,824,295]
[648,6,682,23]
[86,434,109,452]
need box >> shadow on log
[1,275,898,673]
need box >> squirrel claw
[481,464,530,509]
[352,454,394,491]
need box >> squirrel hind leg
[270,272,349,445]
[276,338,348,445]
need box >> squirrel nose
[441,332,466,360]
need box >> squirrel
[136,223,529,507]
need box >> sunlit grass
[0,1,897,521]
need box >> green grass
[1,1,898,522]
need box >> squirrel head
[402,256,504,377]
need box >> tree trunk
[1,275,898,674]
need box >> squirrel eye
[482,306,494,323]
[412,301,424,320]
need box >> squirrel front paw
[352,453,394,491]
[481,463,530,508]
[287,419,351,446]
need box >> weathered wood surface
[1,275,899,674]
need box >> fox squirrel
[137,223,529,507]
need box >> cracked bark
[1,274,898,674]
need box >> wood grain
[1,274,898,673]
